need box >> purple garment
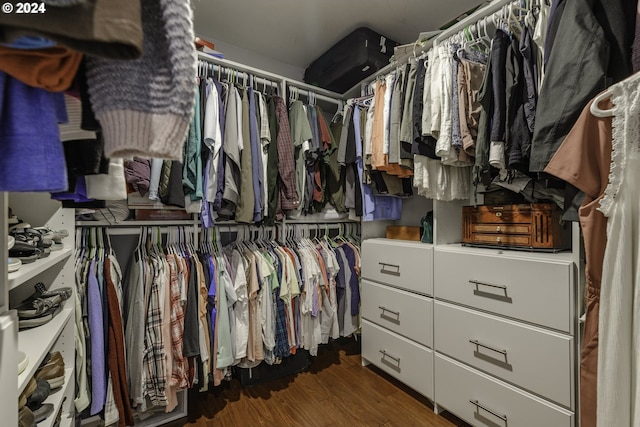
[352,106,402,221]
[201,156,214,228]
[0,72,67,192]
[248,85,263,222]
[88,260,106,415]
[4,35,56,49]
[339,244,360,316]
[51,176,93,202]
[207,256,217,345]
[124,157,151,196]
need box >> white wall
[205,38,306,81]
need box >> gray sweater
[87,0,197,160]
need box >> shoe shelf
[17,307,72,395]
[9,247,73,291]
[40,366,74,427]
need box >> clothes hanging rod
[197,52,286,83]
[285,81,345,101]
[206,63,281,89]
[197,52,347,100]
[287,87,343,106]
[432,0,514,45]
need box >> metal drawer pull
[469,279,507,290]
[379,262,400,276]
[378,306,400,318]
[379,350,401,364]
[469,339,508,356]
[469,400,508,423]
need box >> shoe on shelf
[31,227,68,243]
[18,351,28,375]
[36,362,65,389]
[8,257,22,273]
[33,283,72,301]
[17,303,63,330]
[32,403,53,424]
[39,351,64,371]
[26,378,51,410]
[19,377,37,409]
[16,294,65,319]
[18,406,35,427]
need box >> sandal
[33,283,72,300]
[16,294,64,319]
[17,303,62,330]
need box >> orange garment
[370,80,387,169]
[370,80,413,177]
[0,44,82,91]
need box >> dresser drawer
[435,355,574,427]
[434,301,573,407]
[362,320,433,400]
[362,239,433,295]
[434,248,573,332]
[362,280,433,348]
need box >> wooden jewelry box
[462,203,571,251]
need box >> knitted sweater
[87,0,197,160]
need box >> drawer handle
[379,262,400,276]
[378,306,400,318]
[469,279,507,291]
[379,350,401,365]
[469,400,508,423]
[469,339,508,357]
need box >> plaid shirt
[274,96,299,210]
[273,249,291,359]
[143,255,168,408]
[167,255,189,388]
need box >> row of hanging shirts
[349,0,551,203]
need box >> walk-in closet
[2,0,639,426]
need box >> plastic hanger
[590,91,616,117]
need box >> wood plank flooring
[167,338,470,427]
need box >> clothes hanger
[590,71,640,117]
[590,90,616,117]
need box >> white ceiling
[192,0,485,77]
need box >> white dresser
[360,238,435,401]
[433,245,577,426]
[360,236,579,426]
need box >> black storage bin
[304,27,399,93]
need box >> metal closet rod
[354,0,516,95]
[288,86,344,107]
[197,51,285,83]
[197,51,345,101]
[209,63,281,89]
[432,0,515,45]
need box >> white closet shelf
[17,307,72,395]
[40,366,73,427]
[9,248,73,291]
[76,220,198,227]
[435,243,575,263]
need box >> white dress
[597,79,640,427]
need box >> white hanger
[590,71,640,117]
[590,90,615,117]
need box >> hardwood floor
[167,338,470,427]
